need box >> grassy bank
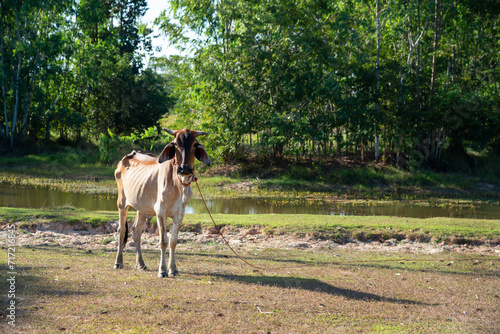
[2,207,499,244]
[0,150,117,194]
[0,207,118,228]
[1,149,500,202]
[185,214,500,244]
[1,245,498,333]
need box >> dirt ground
[2,222,499,333]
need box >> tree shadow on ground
[0,264,90,328]
[192,272,435,306]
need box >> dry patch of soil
[8,221,500,257]
[222,181,256,191]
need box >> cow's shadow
[191,272,434,306]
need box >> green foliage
[155,0,499,168]
[98,129,137,164]
[0,0,172,149]
[97,127,168,164]
[1,0,498,177]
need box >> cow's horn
[194,131,208,137]
[163,128,176,136]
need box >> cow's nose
[178,165,192,175]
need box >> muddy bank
[2,221,499,256]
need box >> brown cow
[113,129,210,277]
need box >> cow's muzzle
[178,164,193,175]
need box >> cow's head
[158,129,211,180]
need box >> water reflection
[0,183,498,219]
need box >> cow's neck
[176,173,193,205]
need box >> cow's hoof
[169,269,179,276]
[114,264,123,269]
[158,271,168,278]
[137,265,148,271]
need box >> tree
[0,0,72,148]
[158,0,350,159]
[0,0,168,149]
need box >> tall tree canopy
[1,0,498,171]
[0,0,172,148]
[157,0,499,166]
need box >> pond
[1,184,499,219]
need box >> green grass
[0,207,122,228]
[261,163,500,198]
[183,213,500,243]
[0,149,113,177]
[0,149,117,194]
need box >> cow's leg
[168,218,181,276]
[114,204,129,269]
[157,214,169,278]
[133,212,147,270]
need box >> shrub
[98,127,165,164]
[98,129,138,164]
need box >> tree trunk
[337,127,342,155]
[361,136,365,162]
[11,55,22,148]
[415,0,421,111]
[374,0,381,159]
[398,17,426,114]
[0,23,7,142]
[382,126,387,161]
[430,0,440,98]
[21,49,41,138]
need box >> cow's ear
[158,143,175,163]
[195,144,211,166]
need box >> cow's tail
[123,220,129,245]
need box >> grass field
[1,244,498,333]
[1,208,499,332]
